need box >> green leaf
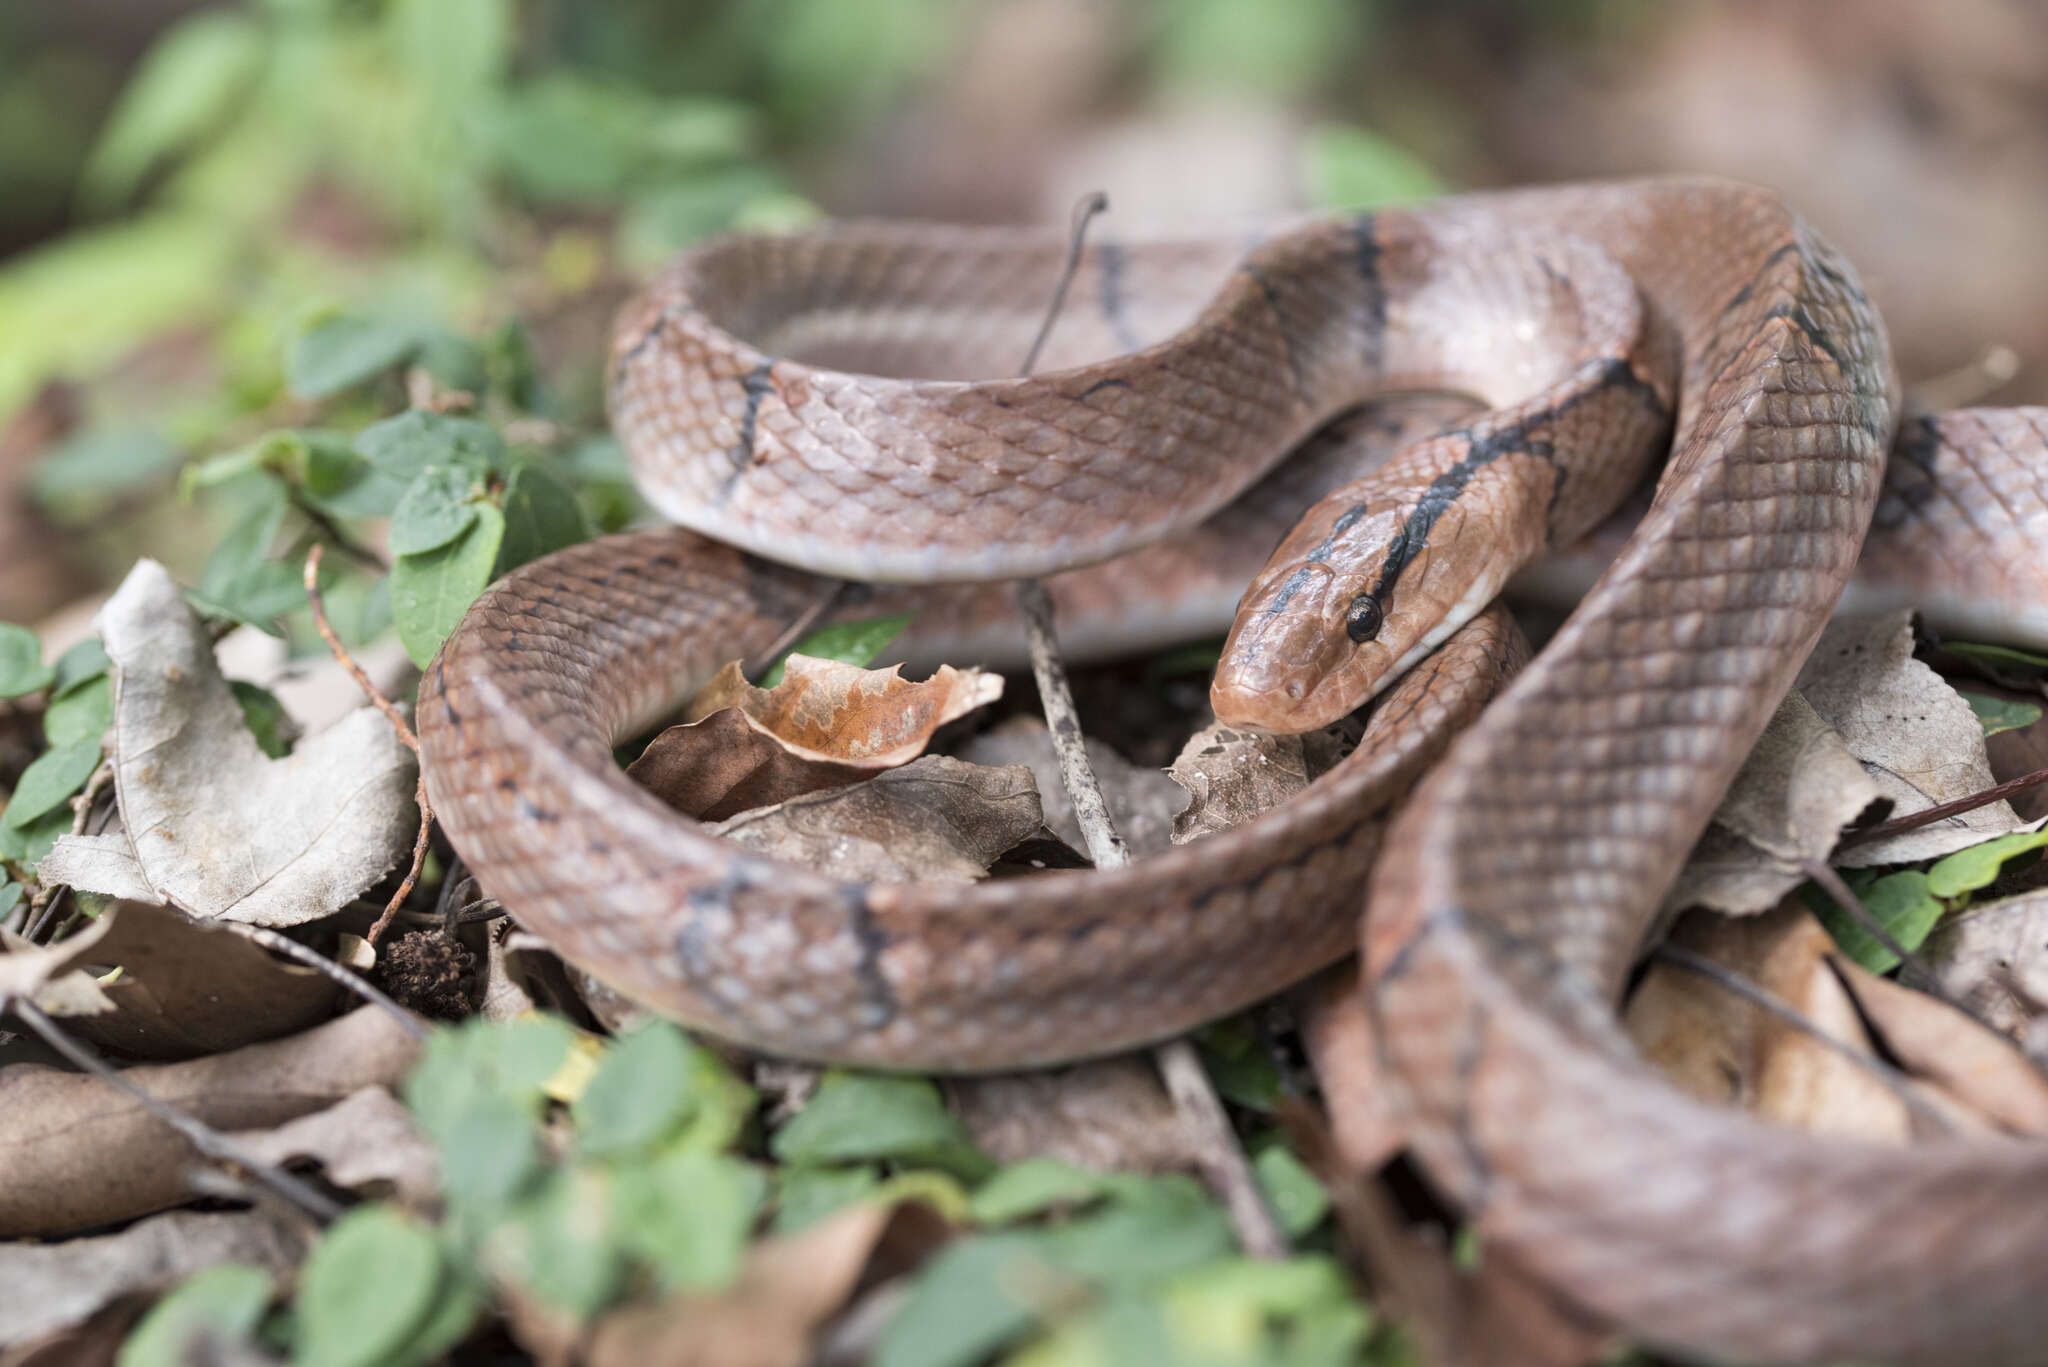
[487,1167,628,1319]
[774,1163,882,1234]
[32,427,182,515]
[1961,691,2043,738]
[876,1233,1068,1367]
[288,316,425,399]
[772,1072,993,1181]
[356,410,507,483]
[574,1021,701,1157]
[196,473,298,632]
[1160,1256,1369,1364]
[79,10,264,210]
[1194,1016,1285,1111]
[440,1088,543,1215]
[0,806,72,867]
[1039,1175,1233,1286]
[117,1261,273,1367]
[1302,123,1444,211]
[5,737,101,829]
[1804,870,1944,974]
[613,1150,767,1292]
[43,676,112,747]
[969,1157,1106,1226]
[1252,1144,1330,1238]
[0,883,20,920]
[294,1206,445,1367]
[391,503,506,668]
[759,612,914,688]
[1945,641,2048,673]
[416,331,488,395]
[390,465,482,556]
[496,463,592,575]
[49,638,110,697]
[402,1015,578,1147]
[0,625,53,698]
[1927,829,2048,900]
[229,680,293,759]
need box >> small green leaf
[355,411,506,483]
[1195,1016,1285,1111]
[1252,1144,1330,1238]
[0,806,72,867]
[772,1072,993,1181]
[391,503,506,668]
[4,737,101,829]
[229,680,293,758]
[1927,829,2048,900]
[969,1157,1106,1226]
[0,883,22,920]
[0,625,53,698]
[294,1206,445,1367]
[49,638,110,697]
[1960,691,2043,738]
[759,612,914,688]
[402,1015,576,1147]
[876,1233,1065,1367]
[612,1150,767,1292]
[439,1088,543,1215]
[1805,870,1944,974]
[1161,1256,1370,1363]
[1945,641,2048,673]
[32,427,181,515]
[496,463,592,575]
[288,316,425,399]
[390,465,482,555]
[573,1021,699,1158]
[1302,123,1444,211]
[117,1261,273,1367]
[774,1164,882,1234]
[1040,1174,1233,1285]
[79,10,263,210]
[487,1167,628,1319]
[43,675,112,747]
[416,331,488,395]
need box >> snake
[417,178,2048,1364]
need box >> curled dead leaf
[632,654,1000,821]
[708,756,1046,885]
[228,1086,441,1205]
[0,917,115,1018]
[1168,721,1348,845]
[1925,889,2048,1041]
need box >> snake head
[1211,459,1525,733]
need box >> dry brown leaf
[583,1200,949,1367]
[1800,611,2024,866]
[631,654,1000,820]
[0,1004,423,1237]
[948,1056,1200,1173]
[57,900,340,1060]
[1296,963,1405,1173]
[1925,890,2048,1041]
[1985,697,2048,824]
[0,1208,300,1349]
[44,560,417,927]
[1625,902,1912,1141]
[1664,690,1884,916]
[228,1086,441,1205]
[954,716,1186,858]
[1168,722,1347,845]
[1828,953,2048,1136]
[708,755,1046,885]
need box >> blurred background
[4,0,2047,626]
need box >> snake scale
[419,178,2048,1363]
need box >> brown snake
[420,179,2048,1363]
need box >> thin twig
[1013,191,1286,1257]
[1651,944,1954,1133]
[368,772,432,947]
[295,499,387,572]
[229,924,427,1041]
[8,998,346,1222]
[1836,765,2048,849]
[1018,191,1109,379]
[304,544,416,752]
[743,582,849,683]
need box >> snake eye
[1345,593,1383,644]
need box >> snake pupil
[1346,593,1383,644]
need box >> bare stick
[229,924,427,1041]
[367,772,432,947]
[1836,765,2048,849]
[304,544,416,752]
[8,998,346,1223]
[1651,944,1953,1133]
[1014,192,1286,1257]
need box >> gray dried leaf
[0,916,114,1017]
[708,755,1044,885]
[1168,721,1346,845]
[228,1086,439,1205]
[1924,889,2048,1041]
[954,716,1187,858]
[0,1209,302,1348]
[92,560,417,926]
